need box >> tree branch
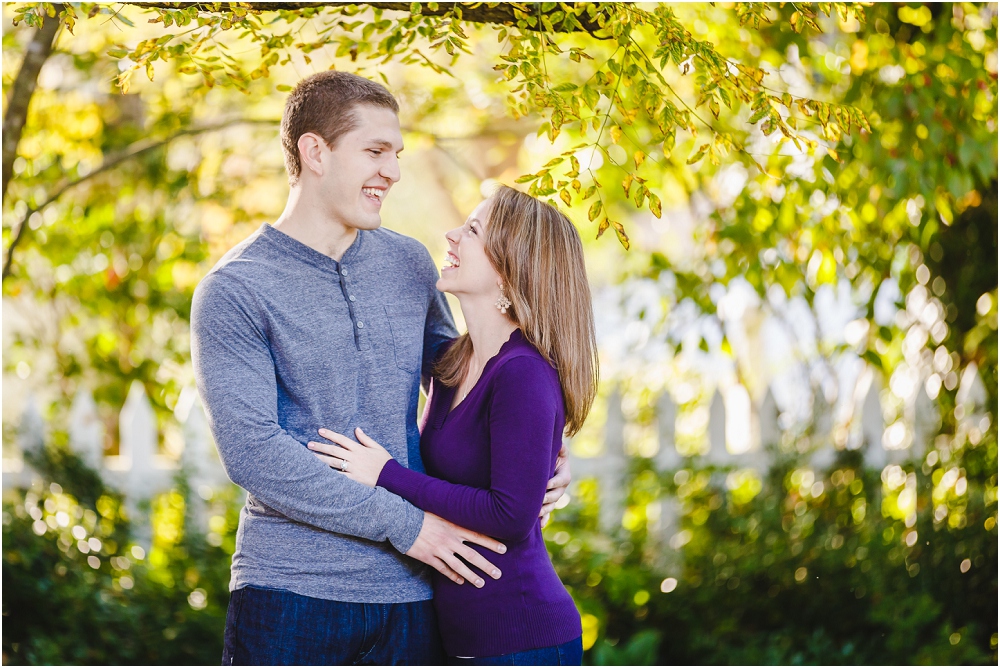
[3,3,64,203]
[2,119,279,283]
[121,2,607,34]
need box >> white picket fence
[3,381,230,548]
[569,361,989,534]
[2,362,989,545]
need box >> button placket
[338,263,370,351]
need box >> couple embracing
[191,71,597,665]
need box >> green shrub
[2,446,238,665]
[549,445,998,665]
[4,435,996,665]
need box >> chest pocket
[384,304,425,374]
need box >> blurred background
[2,2,997,665]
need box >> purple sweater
[377,330,581,657]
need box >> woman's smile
[442,251,461,272]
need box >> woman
[308,185,598,665]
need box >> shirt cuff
[380,485,425,555]
[377,458,427,503]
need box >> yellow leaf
[634,186,646,208]
[596,218,610,238]
[588,200,603,222]
[687,144,708,165]
[649,193,662,219]
[612,221,630,250]
[622,173,633,197]
[609,125,622,144]
[560,189,572,207]
[634,150,645,168]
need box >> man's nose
[381,154,401,183]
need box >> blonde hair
[434,185,598,436]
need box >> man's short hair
[280,71,399,186]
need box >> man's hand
[406,513,506,587]
[540,444,572,527]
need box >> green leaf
[934,193,954,224]
[708,97,720,119]
[687,144,708,164]
[819,103,830,125]
[748,104,769,124]
[588,200,603,222]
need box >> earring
[495,285,512,314]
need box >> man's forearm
[211,421,425,552]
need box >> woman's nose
[445,227,461,244]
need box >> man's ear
[297,132,327,178]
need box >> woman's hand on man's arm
[308,427,392,487]
[308,427,508,587]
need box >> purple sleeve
[377,356,559,542]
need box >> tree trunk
[2,4,64,203]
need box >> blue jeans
[446,637,583,666]
[222,586,443,665]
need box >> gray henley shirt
[190,223,457,603]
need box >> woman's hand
[308,427,393,487]
[540,443,572,527]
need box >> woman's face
[437,199,501,298]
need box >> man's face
[315,105,403,232]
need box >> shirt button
[341,268,348,276]
[357,321,364,329]
[349,295,356,302]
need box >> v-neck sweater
[377,330,582,657]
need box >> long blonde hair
[434,185,598,436]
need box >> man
[191,71,570,665]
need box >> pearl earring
[495,284,512,314]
